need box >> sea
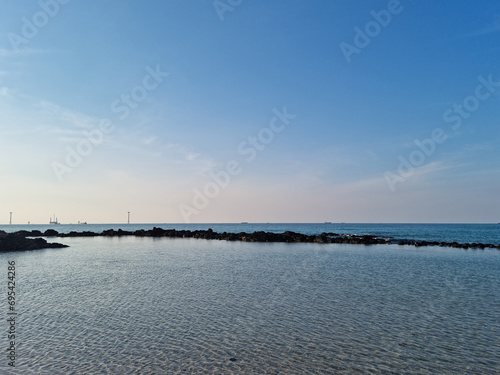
[0,223,498,374]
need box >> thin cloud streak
[463,16,500,38]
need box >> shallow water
[1,237,499,374]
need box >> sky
[0,0,499,224]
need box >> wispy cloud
[37,100,101,130]
[408,161,453,178]
[142,136,157,145]
[164,142,216,171]
[354,161,456,193]
[465,16,500,37]
[165,143,201,161]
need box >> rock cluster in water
[0,231,68,252]
[3,228,499,251]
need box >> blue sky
[0,0,499,224]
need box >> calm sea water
[0,224,499,374]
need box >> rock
[4,228,493,252]
[60,231,98,237]
[0,233,68,252]
[100,229,132,236]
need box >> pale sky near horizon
[0,0,499,224]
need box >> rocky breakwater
[103,228,393,244]
[393,239,500,250]
[100,229,500,249]
[6,228,500,250]
[0,231,68,252]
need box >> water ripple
[0,237,498,374]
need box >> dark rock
[0,233,68,252]
[8,227,495,252]
[102,229,132,236]
[149,227,166,237]
[60,231,98,237]
[117,229,133,236]
[14,230,32,237]
[102,229,116,236]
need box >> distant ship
[49,215,60,225]
[241,222,249,224]
[325,221,332,224]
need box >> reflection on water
[1,237,499,374]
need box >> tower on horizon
[9,212,12,225]
[128,211,130,224]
